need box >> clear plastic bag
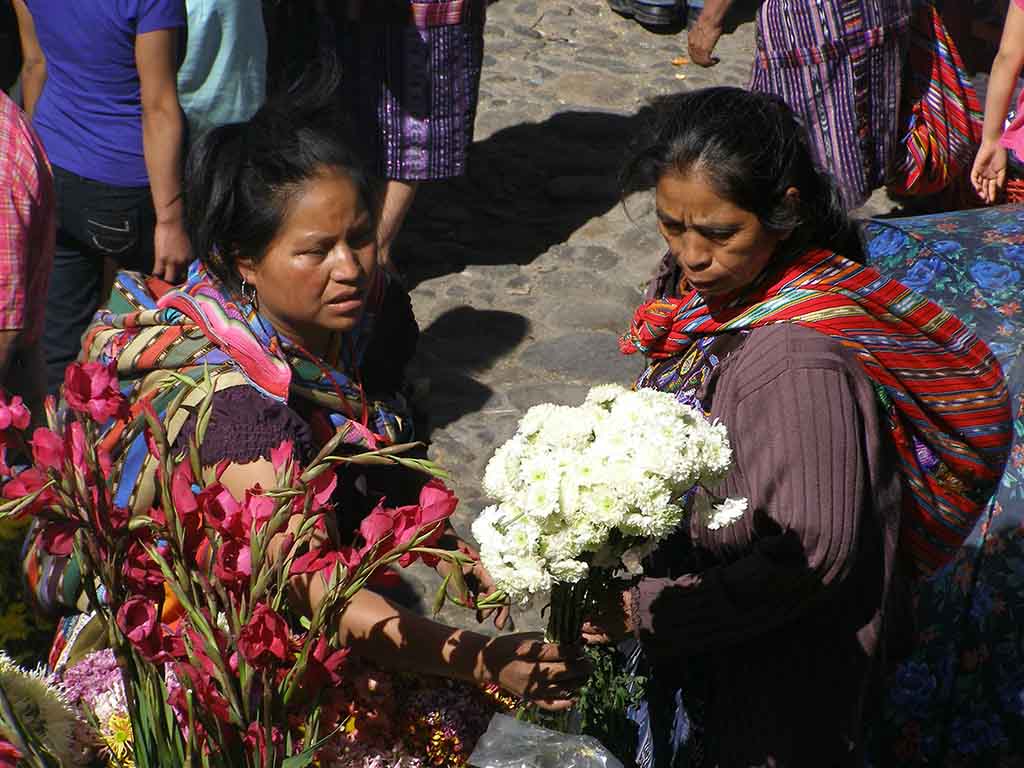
[469,713,625,768]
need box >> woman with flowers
[20,72,589,715]
[583,88,1012,766]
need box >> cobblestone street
[395,0,893,629]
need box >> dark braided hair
[622,87,865,263]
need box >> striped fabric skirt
[337,0,486,181]
[749,0,913,208]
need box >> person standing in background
[0,87,55,666]
[12,0,192,394]
[687,0,912,209]
[335,0,486,274]
[178,0,268,139]
[0,88,52,419]
[971,0,1024,204]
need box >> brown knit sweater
[635,323,914,767]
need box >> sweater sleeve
[634,341,874,657]
[172,385,313,465]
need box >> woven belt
[348,0,487,28]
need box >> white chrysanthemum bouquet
[472,384,737,644]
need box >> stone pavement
[391,0,895,631]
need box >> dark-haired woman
[26,77,588,708]
[582,88,1011,766]
[688,0,911,208]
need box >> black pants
[44,166,155,394]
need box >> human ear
[779,186,801,241]
[235,256,259,288]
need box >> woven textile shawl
[621,248,1012,576]
[80,262,408,517]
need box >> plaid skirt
[337,0,486,181]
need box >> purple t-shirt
[27,0,185,186]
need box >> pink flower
[213,539,252,590]
[123,539,167,598]
[358,503,395,550]
[270,439,294,475]
[116,597,165,662]
[309,469,337,510]
[0,395,30,431]
[290,545,360,578]
[237,604,291,669]
[1,466,57,516]
[303,635,349,689]
[0,736,22,768]
[393,480,458,566]
[65,421,87,473]
[243,488,275,530]
[243,722,284,763]
[38,520,82,556]
[30,427,64,471]
[63,361,129,423]
[169,662,232,725]
[200,484,247,540]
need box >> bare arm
[219,459,589,708]
[972,3,1024,203]
[135,27,192,283]
[688,0,736,67]
[12,0,45,117]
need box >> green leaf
[432,572,452,616]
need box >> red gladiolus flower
[395,479,458,566]
[200,483,247,539]
[30,427,64,471]
[0,736,22,768]
[170,662,232,725]
[2,466,57,516]
[123,539,167,597]
[270,439,294,475]
[116,597,165,662]
[358,503,394,551]
[243,722,284,763]
[37,520,81,556]
[290,545,360,578]
[213,539,252,590]
[243,489,275,530]
[309,469,337,511]
[63,361,129,423]
[0,395,30,431]
[65,421,88,475]
[305,635,349,689]
[237,604,291,669]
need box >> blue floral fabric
[863,206,1024,768]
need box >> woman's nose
[675,234,713,272]
[328,244,363,281]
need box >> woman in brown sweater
[583,88,1012,767]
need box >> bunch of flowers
[473,383,735,633]
[0,362,474,768]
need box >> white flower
[707,497,749,530]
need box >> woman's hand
[436,536,511,629]
[476,633,592,711]
[153,219,194,284]
[688,15,724,67]
[972,140,1009,204]
[580,587,634,646]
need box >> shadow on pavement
[410,306,531,440]
[397,108,657,287]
